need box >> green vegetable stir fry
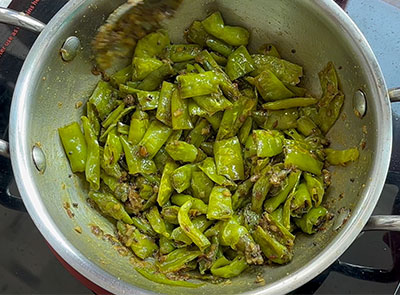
[59,12,359,286]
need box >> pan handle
[362,88,400,230]
[0,8,45,157]
[364,215,400,231]
[0,8,45,33]
[0,8,45,211]
[388,87,400,102]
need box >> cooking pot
[0,0,400,294]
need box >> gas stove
[0,0,399,293]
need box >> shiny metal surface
[365,215,400,231]
[389,87,400,102]
[0,8,45,32]
[353,89,367,118]
[0,139,9,158]
[6,0,393,294]
[32,145,46,173]
[60,36,81,62]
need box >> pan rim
[9,0,392,294]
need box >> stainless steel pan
[0,1,400,294]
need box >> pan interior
[12,0,389,294]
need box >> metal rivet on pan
[353,90,367,118]
[60,36,81,62]
[32,145,46,174]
